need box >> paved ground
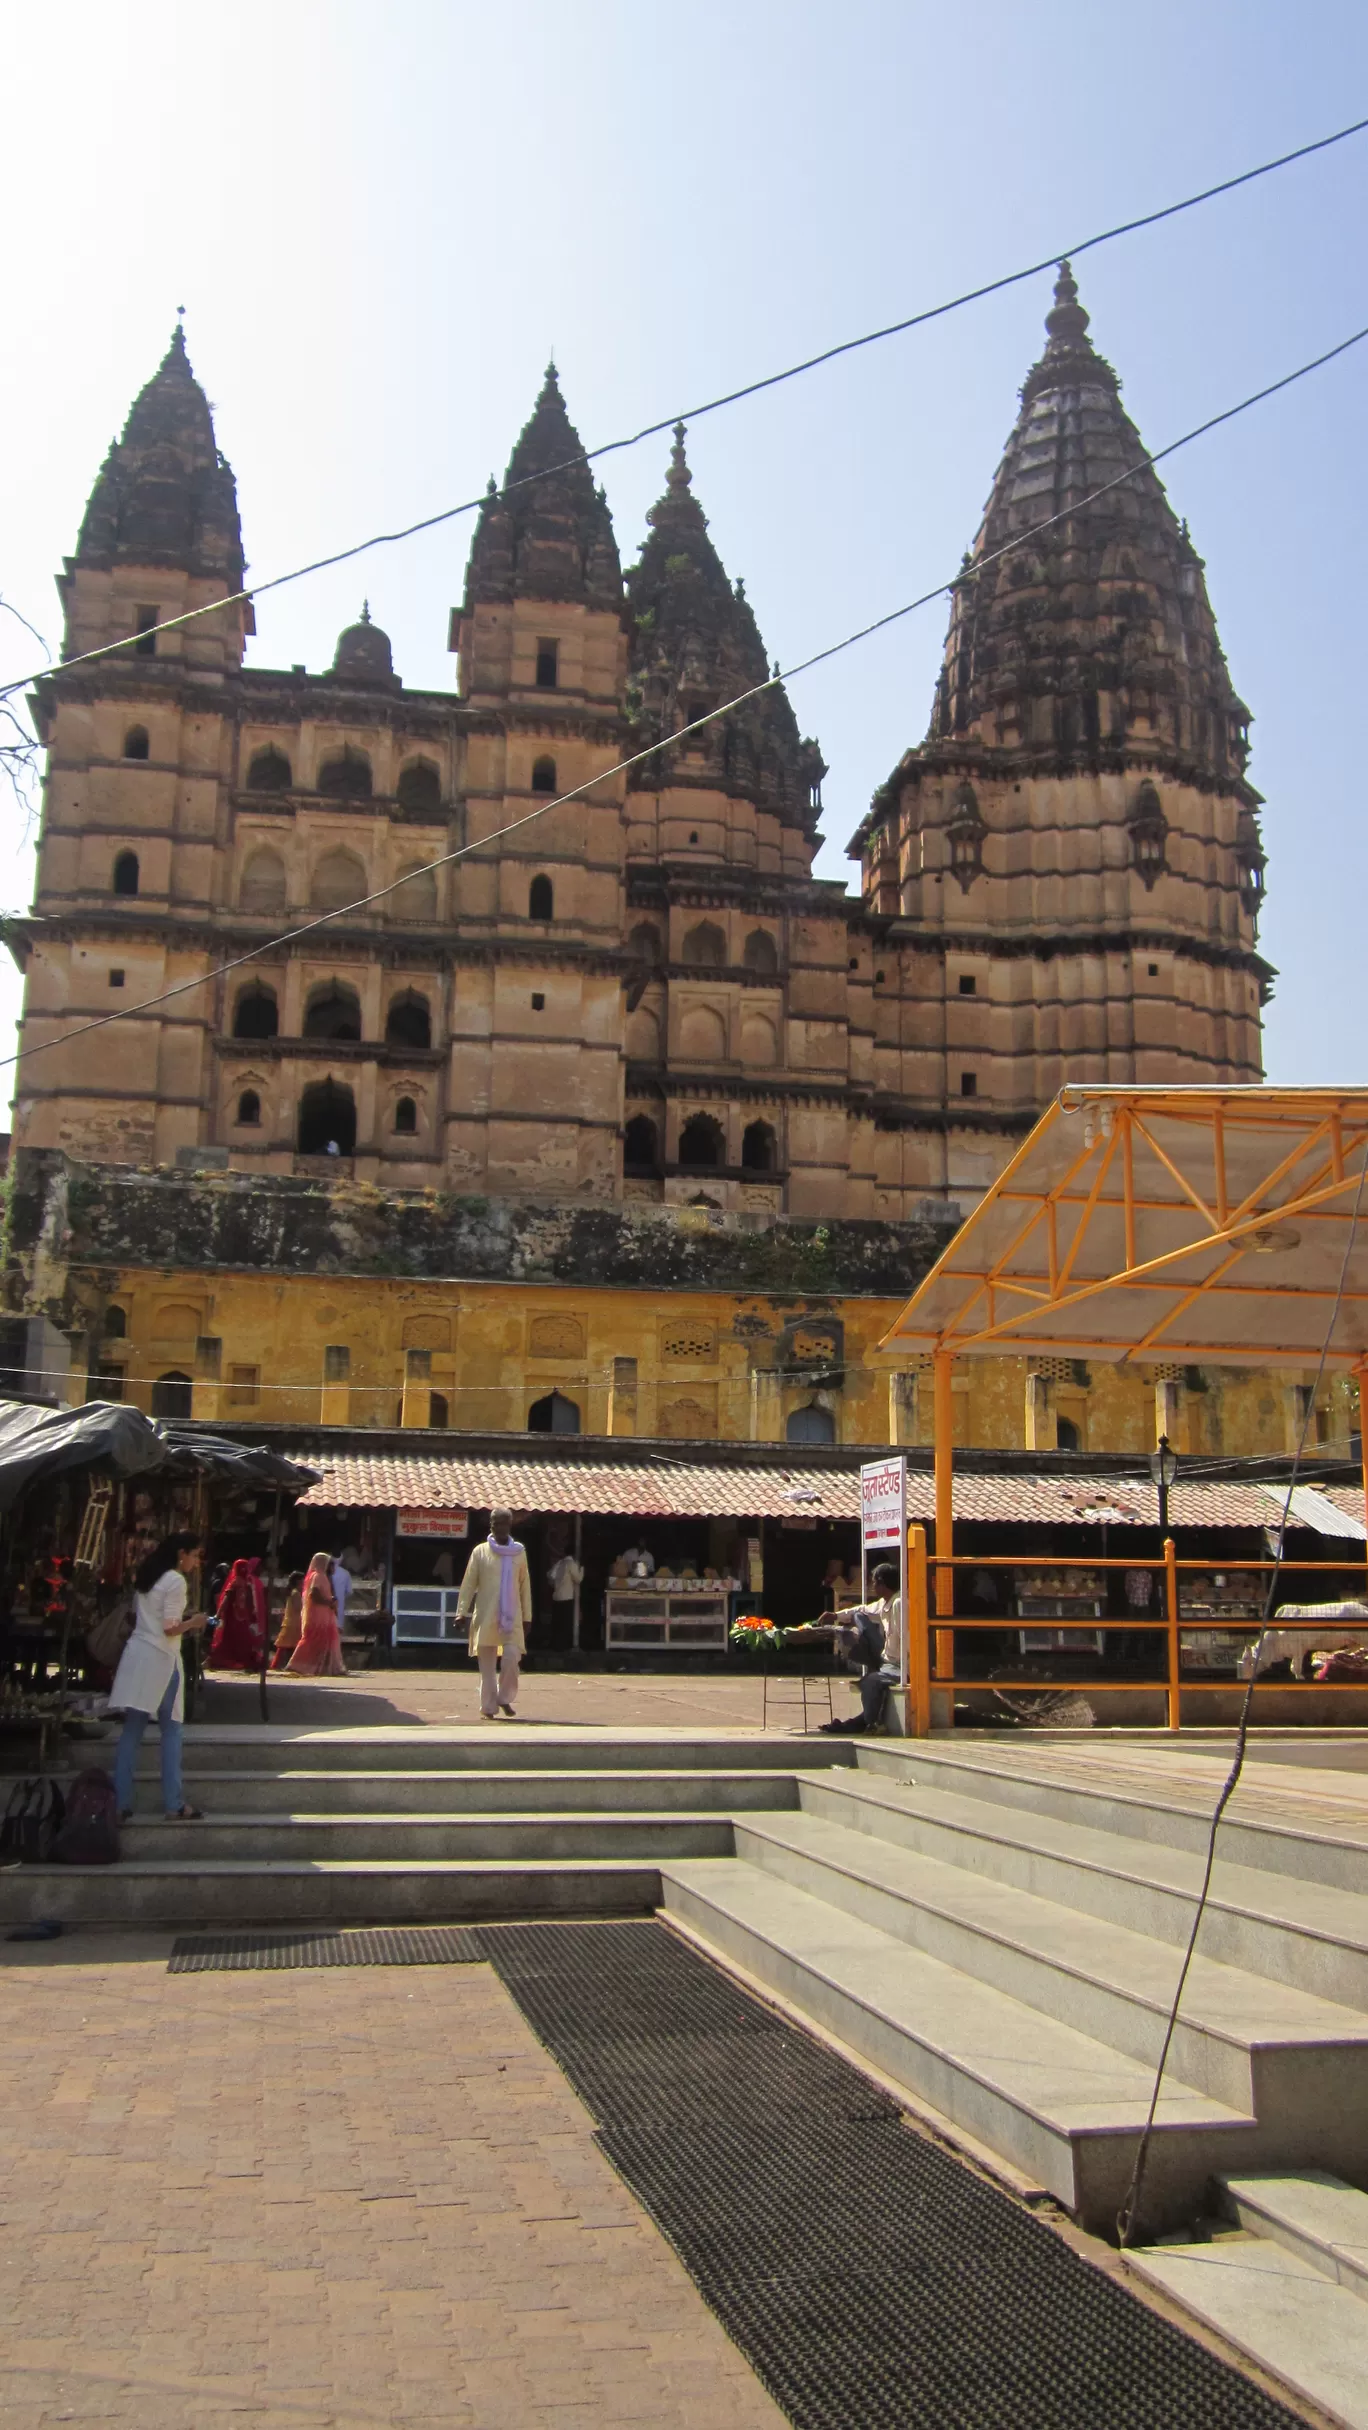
[0,1932,784,2429]
[198,1663,849,1735]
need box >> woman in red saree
[286,1553,346,1677]
[208,1556,267,1671]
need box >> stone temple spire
[625,427,820,834]
[926,264,1252,785]
[463,364,621,610]
[75,324,244,585]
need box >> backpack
[50,1768,121,1866]
[0,1775,67,1864]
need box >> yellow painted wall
[84,1265,1348,1456]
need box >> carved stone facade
[11,277,1267,1227]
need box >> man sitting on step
[817,1563,902,1735]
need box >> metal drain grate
[169,1924,490,1971]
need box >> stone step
[119,1812,736,1863]
[857,1740,1368,1894]
[659,1854,1255,2232]
[154,1767,801,1817]
[1221,2172,1368,2300]
[793,1768,1368,2009]
[732,1808,1368,2155]
[108,1728,850,1776]
[0,1856,661,1929]
[1124,2231,1368,2430]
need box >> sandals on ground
[165,1804,204,1820]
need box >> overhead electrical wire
[2,311,1366,1083]
[1,110,1366,706]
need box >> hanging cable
[2,112,1366,705]
[3,311,1365,1081]
[1115,1142,1368,2249]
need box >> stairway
[1126,2173,1368,2429]
[658,1737,1368,2234]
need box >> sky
[1,0,1365,1098]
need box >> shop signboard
[859,1457,906,1554]
[395,1508,468,1540]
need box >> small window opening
[236,1089,261,1126]
[848,956,858,970]
[112,851,139,897]
[1056,1416,1081,1453]
[384,992,431,1050]
[688,830,700,844]
[528,1389,580,1434]
[624,1114,658,1171]
[535,640,559,689]
[531,992,546,1012]
[103,1305,127,1339]
[151,1371,193,1419]
[1148,962,1160,976]
[133,606,158,657]
[428,1391,449,1429]
[123,726,149,760]
[109,969,125,988]
[960,1071,977,1098]
[958,974,976,995]
[531,756,557,794]
[393,1096,417,1134]
[233,984,278,1041]
[528,874,554,921]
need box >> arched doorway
[151,1371,193,1420]
[786,1402,835,1444]
[528,1390,580,1435]
[297,1080,357,1156]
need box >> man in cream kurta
[456,1508,532,1718]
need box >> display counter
[604,1577,739,1653]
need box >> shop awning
[0,1398,319,1515]
[294,1446,1362,1536]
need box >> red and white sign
[395,1508,469,1540]
[859,1457,906,1553]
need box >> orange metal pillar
[907,1523,931,1738]
[1358,1364,1368,1542]
[933,1351,955,1676]
[1164,1536,1181,1733]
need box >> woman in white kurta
[110,1534,208,1819]
[456,1507,531,1718]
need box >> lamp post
[1149,1433,1178,1538]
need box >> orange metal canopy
[880,1087,1368,1373]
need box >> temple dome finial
[1045,258,1090,347]
[667,421,692,494]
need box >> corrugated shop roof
[298,1450,1361,1534]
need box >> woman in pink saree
[286,1553,346,1677]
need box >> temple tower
[853,265,1270,1202]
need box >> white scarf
[489,1536,523,1631]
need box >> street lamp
[1149,1433,1179,1538]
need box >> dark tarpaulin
[0,1398,318,1515]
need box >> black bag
[85,1594,134,1673]
[50,1767,121,1866]
[0,1775,67,1864]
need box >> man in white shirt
[547,1550,584,1651]
[818,1563,902,1735]
[620,1541,655,1578]
[330,1555,352,1632]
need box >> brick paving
[0,1933,784,2428]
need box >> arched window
[628,923,661,964]
[123,726,149,761]
[682,921,726,968]
[112,850,139,897]
[1056,1416,1081,1453]
[428,1391,449,1428]
[741,1120,777,1172]
[393,1096,418,1135]
[678,1113,724,1169]
[786,1402,835,1445]
[103,1304,127,1339]
[240,848,287,914]
[743,929,779,975]
[385,991,431,1050]
[316,748,372,800]
[232,984,278,1041]
[247,746,292,792]
[236,1089,261,1126]
[529,1389,580,1435]
[151,1371,193,1420]
[529,873,554,921]
[303,982,362,1042]
[310,848,368,913]
[532,756,557,795]
[624,1115,658,1171]
[396,760,442,815]
[297,1079,357,1156]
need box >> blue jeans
[860,1665,899,1730]
[112,1670,184,1816]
